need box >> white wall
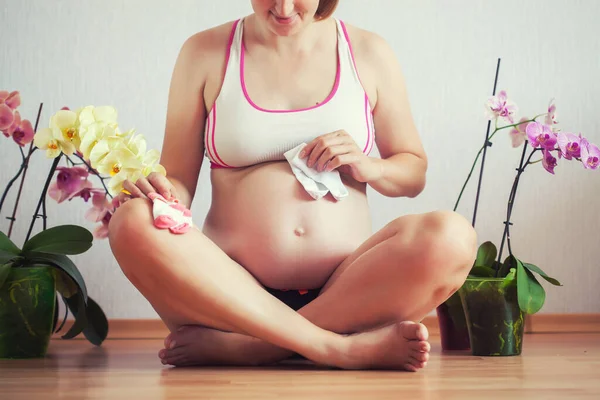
[1,0,598,318]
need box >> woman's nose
[274,0,295,17]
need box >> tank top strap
[334,19,366,92]
[217,18,245,97]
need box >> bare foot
[337,321,430,371]
[158,325,293,367]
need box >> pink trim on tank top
[363,93,372,154]
[208,20,240,169]
[204,108,217,165]
[239,23,341,113]
[339,21,372,110]
[226,20,240,68]
[210,104,232,168]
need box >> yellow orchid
[33,128,62,158]
[33,110,79,157]
[141,149,167,176]
[77,105,118,140]
[50,110,80,153]
[81,122,125,163]
[95,145,144,196]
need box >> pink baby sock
[148,192,193,234]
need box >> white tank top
[204,18,375,169]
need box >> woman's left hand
[299,130,382,183]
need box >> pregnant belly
[202,161,373,289]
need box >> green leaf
[23,252,88,303]
[54,296,69,334]
[0,249,19,265]
[22,225,93,255]
[0,230,21,255]
[61,292,88,339]
[523,262,562,286]
[470,265,496,277]
[52,269,79,298]
[516,259,546,314]
[65,296,108,346]
[497,255,516,277]
[502,267,517,288]
[0,262,13,289]
[476,241,497,268]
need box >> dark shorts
[265,288,321,311]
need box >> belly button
[294,227,305,237]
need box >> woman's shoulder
[337,21,399,109]
[180,20,238,59]
[339,21,398,68]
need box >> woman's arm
[159,34,209,208]
[359,32,428,198]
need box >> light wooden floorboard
[1,334,599,400]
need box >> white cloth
[284,143,349,201]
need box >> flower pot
[0,266,56,359]
[436,291,470,351]
[459,277,525,356]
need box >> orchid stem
[6,103,44,238]
[496,144,540,274]
[25,154,62,243]
[65,155,113,199]
[453,113,547,213]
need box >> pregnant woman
[108,0,477,371]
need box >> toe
[408,357,428,370]
[164,334,179,350]
[408,340,431,354]
[164,355,189,366]
[160,347,186,362]
[410,350,429,363]
[403,362,418,372]
[399,321,429,341]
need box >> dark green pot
[458,277,525,356]
[0,266,56,359]
[436,291,471,351]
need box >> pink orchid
[0,90,21,110]
[85,192,115,239]
[485,90,518,123]
[544,98,559,127]
[509,117,530,148]
[93,212,113,239]
[542,149,557,174]
[526,121,557,150]
[10,118,34,146]
[78,187,105,202]
[0,104,14,133]
[3,110,21,136]
[556,132,582,160]
[581,138,600,170]
[48,166,92,203]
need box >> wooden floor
[1,334,599,400]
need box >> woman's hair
[315,0,339,20]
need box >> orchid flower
[581,138,600,170]
[485,90,518,123]
[84,192,115,239]
[545,98,559,128]
[526,121,557,150]
[33,110,79,157]
[48,166,91,203]
[542,149,558,174]
[509,117,530,148]
[557,132,582,160]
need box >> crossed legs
[108,198,476,370]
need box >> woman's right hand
[112,172,180,208]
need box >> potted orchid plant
[437,63,599,356]
[0,90,165,358]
